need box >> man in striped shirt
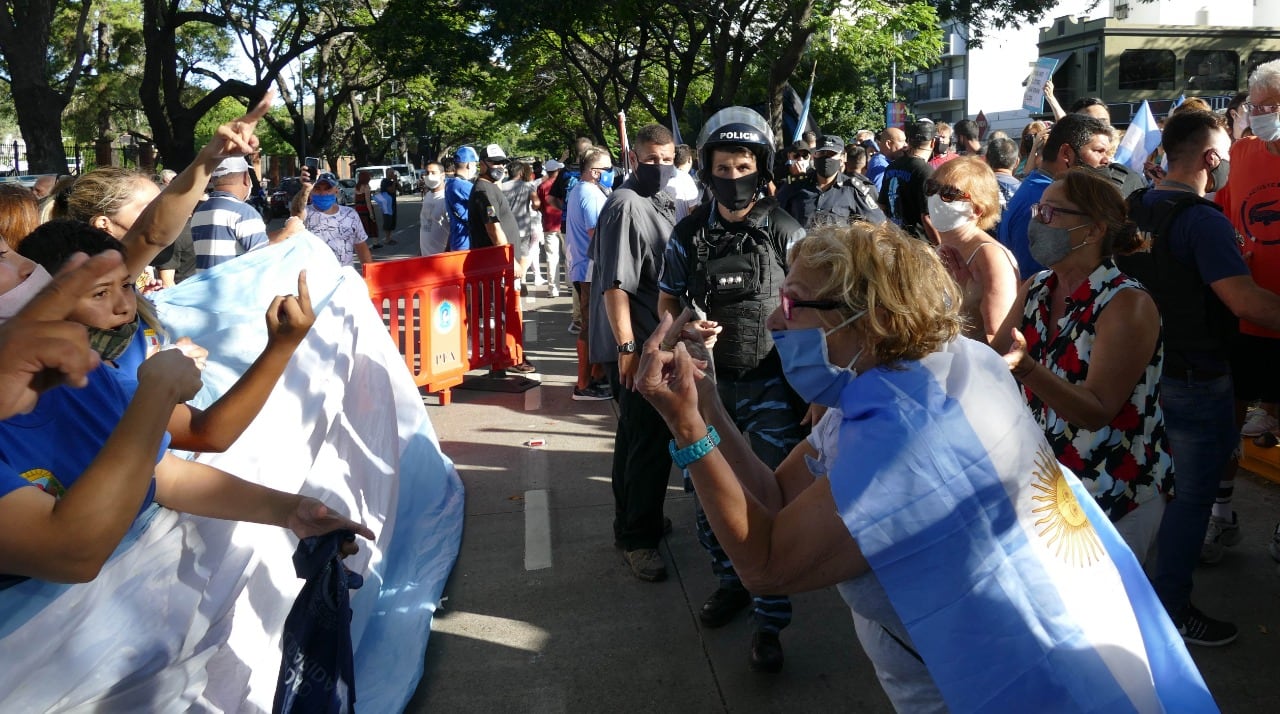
[190,156,270,271]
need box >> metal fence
[0,139,145,177]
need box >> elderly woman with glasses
[634,220,1211,712]
[994,167,1173,564]
[924,157,1020,344]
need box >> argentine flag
[1113,100,1162,174]
[0,233,464,712]
[829,337,1216,713]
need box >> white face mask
[927,195,975,233]
[424,173,443,189]
[0,265,52,325]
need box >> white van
[354,164,416,193]
[352,165,392,183]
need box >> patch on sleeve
[22,468,66,498]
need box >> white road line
[524,488,553,570]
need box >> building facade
[901,0,1280,132]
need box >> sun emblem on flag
[1029,448,1102,567]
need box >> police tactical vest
[689,201,787,374]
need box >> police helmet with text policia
[696,107,775,183]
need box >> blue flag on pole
[828,337,1218,713]
[1113,100,1162,173]
[793,82,814,144]
[669,101,683,146]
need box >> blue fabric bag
[274,530,364,714]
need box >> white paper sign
[1023,57,1060,112]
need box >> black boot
[750,630,784,673]
[699,586,750,628]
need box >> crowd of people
[3,52,1280,712]
[450,60,1278,707]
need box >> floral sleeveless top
[1020,260,1175,522]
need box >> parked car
[268,176,305,218]
[337,178,357,206]
[0,174,56,190]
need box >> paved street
[370,195,1280,713]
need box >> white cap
[543,158,564,172]
[211,156,250,178]
[480,143,508,162]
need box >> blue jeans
[1152,374,1237,617]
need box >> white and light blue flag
[829,337,1216,713]
[1113,100,1163,174]
[0,233,464,712]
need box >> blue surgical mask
[771,311,865,407]
[1251,110,1280,143]
[598,168,615,190]
[311,193,337,211]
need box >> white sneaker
[1200,512,1242,565]
[549,285,560,298]
[533,277,548,286]
[1241,409,1278,437]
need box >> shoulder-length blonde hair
[788,222,961,366]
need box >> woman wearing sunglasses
[924,157,1019,345]
[995,168,1172,563]
[633,221,1210,712]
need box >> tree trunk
[9,82,69,173]
[0,0,74,174]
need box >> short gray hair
[1249,59,1280,96]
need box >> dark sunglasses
[924,179,971,203]
[1031,202,1089,224]
[779,288,842,320]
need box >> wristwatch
[617,340,637,354]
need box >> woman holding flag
[636,221,1216,712]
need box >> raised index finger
[13,251,124,323]
[295,270,313,312]
[239,89,274,125]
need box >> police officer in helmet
[657,107,808,674]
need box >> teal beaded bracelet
[669,425,721,469]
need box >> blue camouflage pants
[687,370,807,634]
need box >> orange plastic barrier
[364,245,525,404]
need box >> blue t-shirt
[0,364,167,509]
[1140,189,1249,284]
[998,169,1054,279]
[868,152,890,189]
[564,181,608,283]
[444,177,474,251]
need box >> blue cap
[314,171,339,187]
[455,146,479,163]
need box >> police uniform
[659,196,807,635]
[776,172,886,228]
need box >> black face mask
[1207,157,1230,193]
[633,163,662,197]
[710,172,759,211]
[815,156,843,178]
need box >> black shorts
[1230,333,1280,402]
